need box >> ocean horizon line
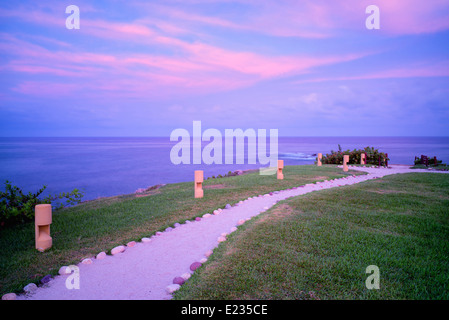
[1,136,449,139]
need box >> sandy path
[17,166,447,300]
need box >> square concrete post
[194,170,204,198]
[317,153,322,166]
[35,204,52,251]
[361,153,366,165]
[277,160,284,180]
[343,155,349,172]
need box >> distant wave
[279,152,316,161]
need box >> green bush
[0,181,84,227]
[320,146,389,166]
[414,156,445,166]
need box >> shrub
[320,146,389,166]
[0,181,84,227]
[414,157,446,167]
[414,156,445,166]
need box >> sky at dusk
[0,0,448,137]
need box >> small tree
[0,180,84,227]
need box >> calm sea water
[1,137,448,201]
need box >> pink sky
[1,0,448,136]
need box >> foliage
[414,156,446,166]
[320,146,389,166]
[43,188,84,209]
[206,170,241,180]
[0,181,46,226]
[0,181,84,227]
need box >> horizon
[2,135,449,138]
[1,1,449,137]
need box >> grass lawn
[411,164,448,171]
[0,165,360,296]
[174,172,449,300]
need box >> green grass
[174,172,449,300]
[0,165,359,296]
[411,164,448,171]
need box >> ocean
[1,137,448,201]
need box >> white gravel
[16,165,447,300]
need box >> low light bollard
[343,155,349,172]
[35,204,52,252]
[317,153,322,166]
[194,170,204,198]
[277,160,284,180]
[361,153,366,165]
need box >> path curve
[16,165,448,300]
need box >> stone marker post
[277,160,284,180]
[194,170,204,198]
[343,155,349,172]
[317,153,322,166]
[35,204,52,251]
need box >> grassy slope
[174,173,449,300]
[0,165,358,295]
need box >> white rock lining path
[10,165,447,300]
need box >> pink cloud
[0,35,117,78]
[294,60,449,84]
[375,0,449,35]
[7,64,82,77]
[179,0,449,37]
[132,0,449,38]
[132,1,332,39]
[12,81,79,97]
[1,25,369,99]
[4,1,444,102]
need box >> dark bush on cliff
[320,146,389,166]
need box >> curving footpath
[13,165,448,300]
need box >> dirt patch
[303,176,328,181]
[134,184,165,197]
[271,204,295,217]
[135,191,161,198]
[258,204,295,224]
[224,246,239,257]
[240,169,258,175]
[204,184,228,189]
[365,226,401,237]
[367,189,407,195]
